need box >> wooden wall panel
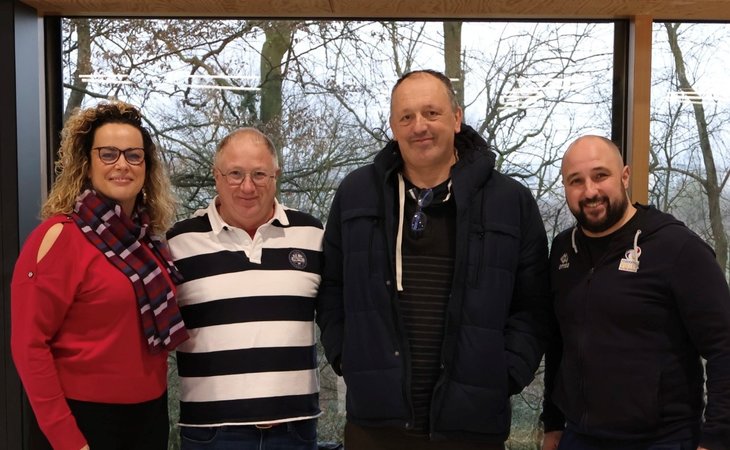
[626,15,652,204]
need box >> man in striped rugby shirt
[168,128,324,450]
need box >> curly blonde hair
[41,101,176,234]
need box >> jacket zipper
[379,173,415,429]
[430,182,468,437]
[579,266,595,428]
[429,295,451,439]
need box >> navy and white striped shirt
[167,197,324,426]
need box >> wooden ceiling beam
[18,0,730,21]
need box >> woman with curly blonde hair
[42,101,176,233]
[11,101,188,450]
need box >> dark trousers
[29,392,169,450]
[344,421,506,450]
[557,428,698,450]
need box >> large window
[61,18,614,448]
[650,22,730,277]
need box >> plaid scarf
[72,189,188,353]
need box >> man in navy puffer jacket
[316,69,552,449]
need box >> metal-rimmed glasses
[217,168,277,187]
[93,146,146,165]
[410,188,434,236]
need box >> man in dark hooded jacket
[316,69,552,449]
[541,135,730,450]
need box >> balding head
[561,135,623,180]
[561,134,635,237]
[215,127,279,169]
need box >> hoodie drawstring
[395,173,406,291]
[570,226,643,262]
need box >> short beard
[574,194,629,234]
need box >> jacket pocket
[432,380,510,435]
[467,221,520,287]
[343,366,407,421]
[581,360,661,434]
[341,208,386,311]
[432,327,510,434]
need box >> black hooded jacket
[317,124,551,441]
[543,204,730,450]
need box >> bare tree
[443,21,464,105]
[650,23,730,274]
[63,19,92,121]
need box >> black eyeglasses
[93,146,146,165]
[217,167,277,187]
[410,188,433,236]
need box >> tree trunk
[259,21,293,154]
[443,21,464,109]
[665,22,728,273]
[64,18,91,122]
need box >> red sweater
[11,215,169,450]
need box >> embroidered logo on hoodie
[618,247,641,273]
[558,252,570,270]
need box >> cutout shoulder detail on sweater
[36,223,65,263]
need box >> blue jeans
[557,428,698,450]
[180,419,318,450]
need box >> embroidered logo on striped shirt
[288,249,308,269]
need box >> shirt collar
[198,196,289,235]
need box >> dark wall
[0,0,23,446]
[1,1,47,448]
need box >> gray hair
[215,127,279,169]
[391,69,460,112]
